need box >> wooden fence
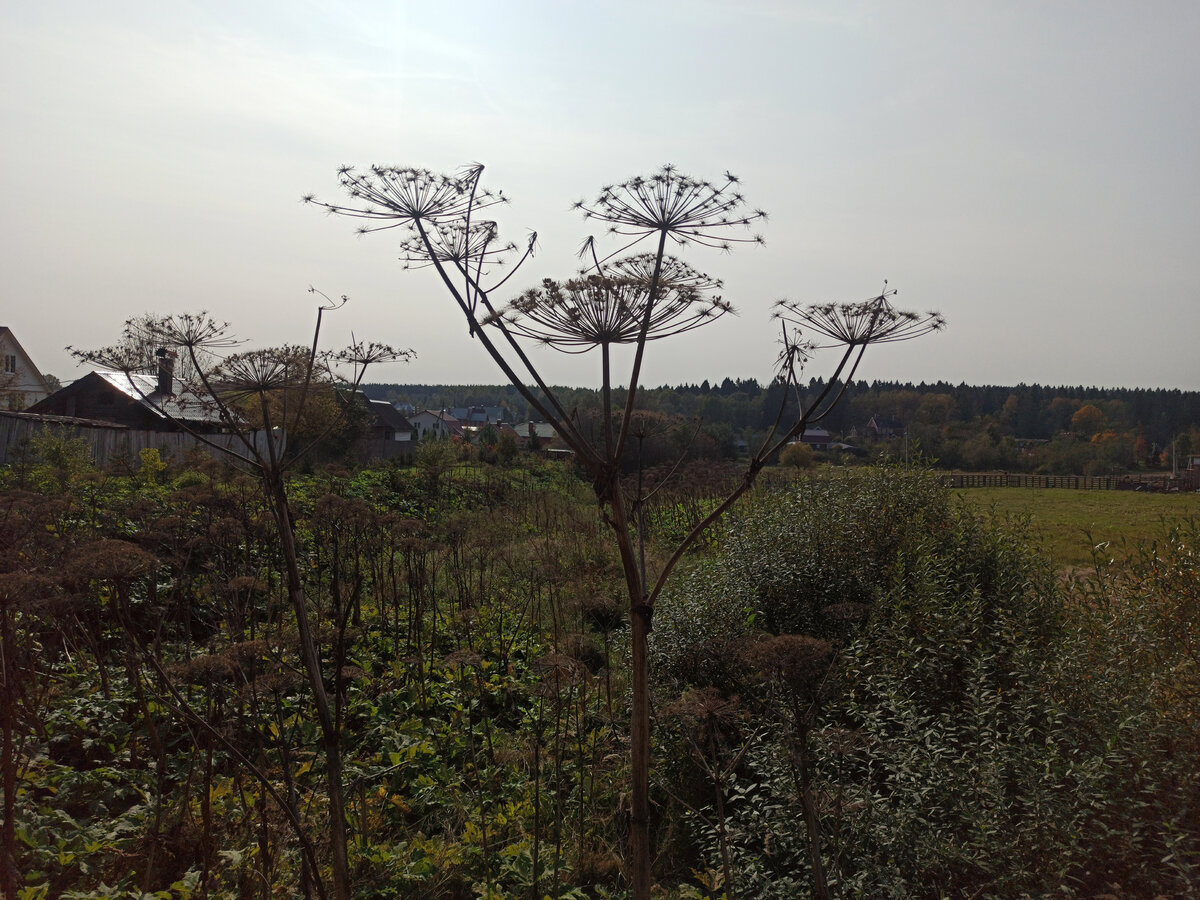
[940,472,1168,491]
[0,411,279,468]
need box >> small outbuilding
[28,352,224,433]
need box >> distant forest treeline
[364,379,1200,473]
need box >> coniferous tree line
[367,380,1200,472]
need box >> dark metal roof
[366,399,414,432]
[95,370,225,425]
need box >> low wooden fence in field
[939,472,1190,491]
[0,411,279,468]
[941,473,1114,490]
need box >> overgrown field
[954,486,1200,571]
[2,441,1197,898]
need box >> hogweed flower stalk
[310,159,945,900]
[214,346,324,400]
[303,165,519,283]
[396,220,512,272]
[568,168,766,466]
[68,312,240,376]
[335,339,413,377]
[144,312,242,354]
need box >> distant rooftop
[94,369,225,425]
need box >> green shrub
[778,442,815,469]
[137,446,167,485]
[28,429,95,491]
[652,467,950,691]
[653,467,1200,898]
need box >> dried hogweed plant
[74,295,411,900]
[311,160,940,899]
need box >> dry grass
[954,486,1200,572]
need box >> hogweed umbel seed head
[489,254,732,353]
[773,287,945,350]
[306,164,505,234]
[575,166,766,257]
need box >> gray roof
[96,370,225,425]
[367,398,414,432]
[520,421,560,440]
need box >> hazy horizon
[358,377,1200,394]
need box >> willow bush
[651,467,1200,899]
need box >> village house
[365,399,414,444]
[409,409,463,441]
[850,415,904,442]
[518,421,561,450]
[353,398,416,462]
[798,426,833,450]
[27,350,224,432]
[0,327,53,410]
[865,415,905,440]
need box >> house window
[2,355,15,374]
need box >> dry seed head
[774,287,945,350]
[307,164,506,235]
[577,166,766,256]
[749,634,835,697]
[67,539,158,585]
[443,648,483,670]
[664,686,746,743]
[495,254,732,352]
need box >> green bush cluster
[652,468,1200,898]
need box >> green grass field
[953,487,1200,572]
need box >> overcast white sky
[2,1,1197,391]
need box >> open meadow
[954,486,1200,572]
